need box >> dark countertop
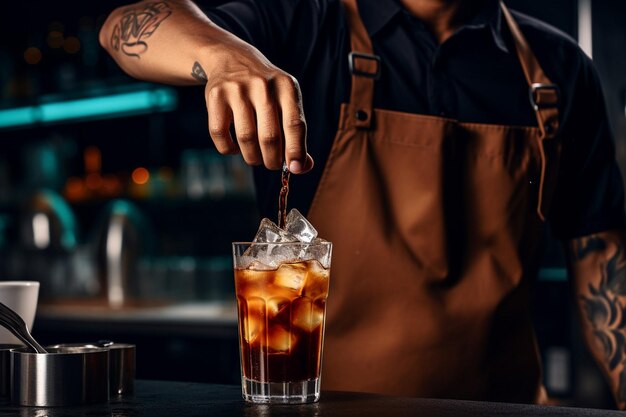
[0,380,620,417]
[35,301,238,339]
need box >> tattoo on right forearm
[110,1,172,58]
[572,235,607,261]
[191,61,208,83]
[572,234,626,403]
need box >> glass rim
[232,241,332,246]
[0,281,40,287]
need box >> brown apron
[307,0,561,402]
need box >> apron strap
[500,2,559,221]
[342,0,380,129]
[500,2,560,140]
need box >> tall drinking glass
[232,241,332,404]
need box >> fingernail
[289,160,302,173]
[305,154,314,171]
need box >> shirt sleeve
[548,54,626,240]
[197,0,330,76]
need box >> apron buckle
[348,52,381,80]
[529,83,560,111]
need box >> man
[100,0,626,407]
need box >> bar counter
[0,380,620,416]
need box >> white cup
[0,281,40,345]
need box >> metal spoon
[0,317,35,350]
[0,306,45,353]
[0,301,47,353]
[0,306,47,353]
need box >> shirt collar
[463,0,509,53]
[357,0,509,54]
[357,0,403,37]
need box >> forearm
[100,0,312,173]
[99,0,258,85]
[566,230,626,409]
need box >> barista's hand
[99,0,312,173]
[202,43,314,173]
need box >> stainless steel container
[108,343,136,395]
[11,346,109,406]
[0,344,22,397]
[48,342,136,395]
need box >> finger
[274,75,310,174]
[303,153,314,172]
[229,92,262,166]
[250,80,283,170]
[207,86,238,154]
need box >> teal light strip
[0,107,34,128]
[538,267,568,282]
[0,88,178,129]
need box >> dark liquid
[235,260,330,383]
[278,163,290,229]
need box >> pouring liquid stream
[278,161,290,229]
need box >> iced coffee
[233,209,332,404]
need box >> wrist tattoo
[573,234,626,402]
[191,61,208,83]
[110,1,172,58]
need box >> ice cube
[273,263,308,294]
[285,209,318,243]
[248,260,276,271]
[244,315,263,343]
[267,296,290,318]
[236,268,275,301]
[252,218,298,243]
[291,299,324,332]
[235,255,256,270]
[243,298,265,344]
[267,243,302,264]
[300,238,331,268]
[246,218,299,264]
[266,325,296,353]
[236,267,257,283]
[302,261,330,299]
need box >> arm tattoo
[110,1,172,58]
[572,234,626,402]
[191,61,208,83]
[572,235,607,261]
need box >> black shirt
[202,0,625,239]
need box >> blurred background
[0,0,625,409]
